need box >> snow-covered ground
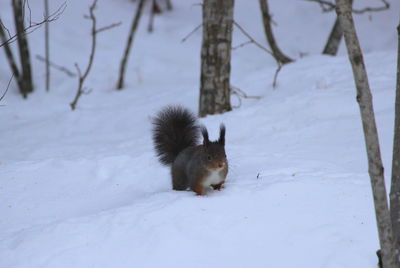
[0,0,399,267]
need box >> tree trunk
[335,1,397,267]
[165,0,172,10]
[116,0,145,90]
[147,0,161,33]
[259,0,292,64]
[0,20,23,91]
[44,0,50,91]
[390,21,400,264]
[199,0,234,117]
[322,0,353,56]
[12,0,33,98]
[322,17,342,55]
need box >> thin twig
[35,54,76,77]
[0,74,14,102]
[96,21,122,33]
[0,21,22,88]
[232,40,252,50]
[75,63,82,77]
[272,63,282,89]
[306,0,335,12]
[70,0,119,110]
[44,0,50,91]
[70,0,98,110]
[305,0,390,14]
[21,0,26,23]
[352,0,389,14]
[0,2,66,47]
[233,20,286,88]
[116,0,146,89]
[0,19,12,38]
[26,0,32,25]
[181,23,202,43]
[233,21,273,56]
[231,85,261,108]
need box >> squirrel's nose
[218,162,224,168]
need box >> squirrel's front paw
[212,183,223,191]
[193,185,206,196]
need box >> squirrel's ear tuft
[218,124,225,146]
[201,126,210,146]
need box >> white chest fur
[202,169,225,187]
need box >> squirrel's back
[152,105,199,165]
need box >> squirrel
[152,105,228,195]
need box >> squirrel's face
[201,124,227,171]
[203,143,227,170]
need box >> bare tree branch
[0,20,12,38]
[70,0,121,110]
[232,20,284,88]
[307,0,336,12]
[116,0,146,89]
[232,40,252,50]
[70,0,97,110]
[44,0,50,91]
[75,63,82,78]
[233,21,273,56]
[259,0,293,64]
[70,0,120,110]
[35,54,77,77]
[351,0,389,14]
[25,0,32,25]
[0,2,66,47]
[306,0,390,14]
[231,85,261,108]
[95,21,121,34]
[181,23,202,43]
[0,74,14,103]
[272,63,282,89]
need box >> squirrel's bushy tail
[152,105,199,165]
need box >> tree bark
[199,0,234,117]
[322,0,353,56]
[12,0,33,98]
[44,0,50,91]
[322,17,342,55]
[335,0,397,267]
[0,20,23,91]
[116,0,145,90]
[258,0,292,64]
[390,21,400,264]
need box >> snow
[0,0,399,267]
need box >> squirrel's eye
[207,155,212,161]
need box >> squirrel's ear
[218,124,225,146]
[201,126,210,146]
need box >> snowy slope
[0,0,399,267]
